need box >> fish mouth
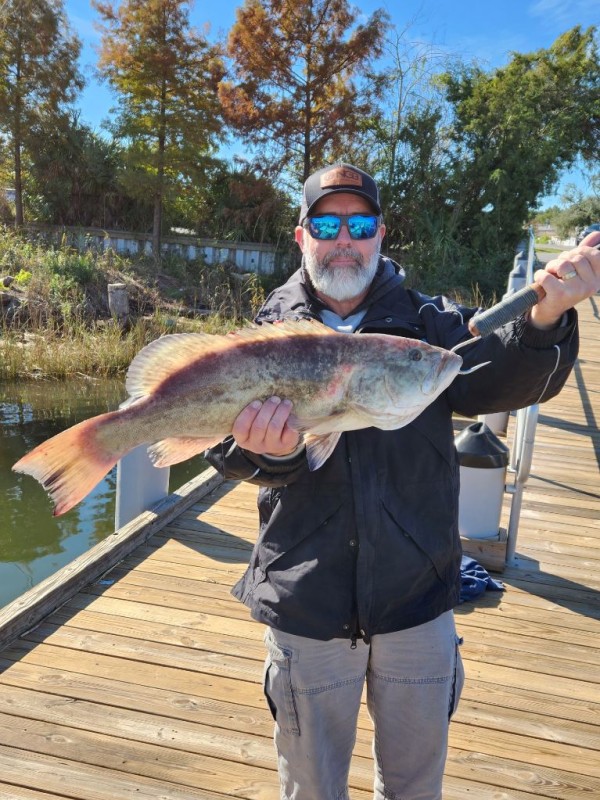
[423,351,462,395]
[439,350,462,376]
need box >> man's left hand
[529,231,600,330]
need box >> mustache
[321,247,365,267]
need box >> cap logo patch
[321,167,362,189]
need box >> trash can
[477,411,509,437]
[455,422,510,539]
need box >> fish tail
[12,411,122,517]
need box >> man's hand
[529,231,600,330]
[232,396,302,457]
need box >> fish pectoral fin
[291,410,350,436]
[304,432,342,471]
[148,436,224,468]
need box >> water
[0,378,208,610]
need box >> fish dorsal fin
[227,318,338,341]
[126,332,230,398]
[126,320,338,399]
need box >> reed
[0,312,245,381]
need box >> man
[206,163,599,800]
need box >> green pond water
[0,378,208,610]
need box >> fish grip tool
[468,243,600,337]
[468,284,544,337]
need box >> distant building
[532,222,557,237]
[2,188,15,203]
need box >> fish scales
[119,336,351,439]
[140,334,357,430]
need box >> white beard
[304,234,381,302]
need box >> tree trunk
[152,75,168,270]
[152,192,162,270]
[13,139,24,228]
[303,59,312,181]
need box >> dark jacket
[205,257,578,642]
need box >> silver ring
[562,270,578,281]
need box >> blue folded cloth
[459,555,504,603]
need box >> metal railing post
[526,226,536,283]
[505,404,539,565]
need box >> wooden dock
[0,296,598,799]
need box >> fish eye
[408,349,423,361]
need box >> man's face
[295,193,386,303]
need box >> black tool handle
[468,243,600,337]
[468,284,545,336]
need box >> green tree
[437,26,600,290]
[366,26,600,297]
[93,0,224,265]
[0,0,82,226]
[190,159,295,245]
[26,113,129,227]
[553,179,600,238]
[219,0,387,181]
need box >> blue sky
[64,0,599,207]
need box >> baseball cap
[299,163,382,222]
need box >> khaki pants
[263,611,464,800]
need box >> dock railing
[504,228,540,564]
[477,227,540,567]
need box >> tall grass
[0,226,266,381]
[0,313,245,381]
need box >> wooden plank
[0,788,72,800]
[0,745,259,800]
[0,642,267,708]
[0,468,224,651]
[2,654,597,758]
[444,746,600,799]
[69,578,597,654]
[0,713,282,799]
[461,528,508,572]
[0,688,594,800]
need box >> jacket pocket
[380,480,459,586]
[380,500,446,586]
[258,494,346,572]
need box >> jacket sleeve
[419,295,579,416]
[204,435,310,487]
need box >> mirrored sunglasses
[304,213,381,240]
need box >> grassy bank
[0,314,243,381]
[0,226,270,381]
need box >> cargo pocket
[263,631,300,736]
[448,635,465,720]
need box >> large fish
[13,319,462,516]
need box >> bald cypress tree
[94,0,224,266]
[219,0,387,181]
